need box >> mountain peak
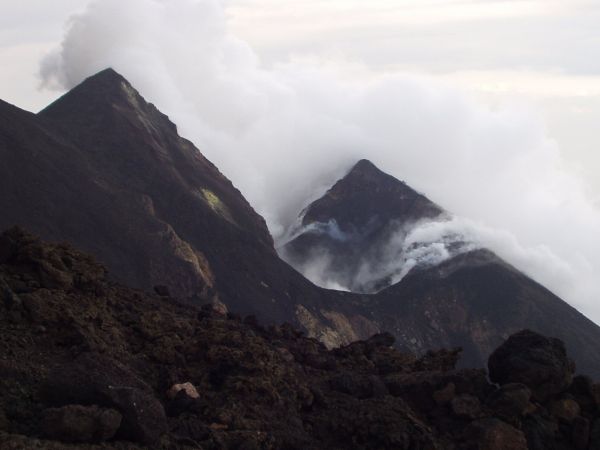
[341,159,398,187]
[350,158,380,173]
[39,68,155,123]
[296,159,443,230]
[83,67,127,84]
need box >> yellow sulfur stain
[201,188,235,224]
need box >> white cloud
[37,0,600,322]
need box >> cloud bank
[40,0,600,322]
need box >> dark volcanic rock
[106,386,167,444]
[451,394,481,419]
[40,405,121,442]
[40,354,166,444]
[522,414,562,450]
[1,229,600,449]
[41,353,151,407]
[571,416,590,449]
[466,418,528,450]
[488,330,575,402]
[486,383,533,422]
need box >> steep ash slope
[375,249,600,376]
[0,69,363,330]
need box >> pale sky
[2,0,600,197]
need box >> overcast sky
[2,0,600,321]
[2,0,600,196]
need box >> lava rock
[567,375,596,414]
[451,394,481,419]
[467,418,528,450]
[572,416,590,450]
[522,413,560,450]
[433,382,456,406]
[40,353,151,407]
[167,382,200,400]
[40,405,121,442]
[166,389,202,417]
[549,397,581,423]
[329,372,387,399]
[487,383,532,421]
[107,386,167,445]
[153,285,170,297]
[488,330,575,402]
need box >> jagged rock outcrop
[2,229,600,449]
[488,330,575,402]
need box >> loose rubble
[1,227,600,449]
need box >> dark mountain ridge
[1,69,345,328]
[3,69,600,380]
[283,159,600,376]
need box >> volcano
[2,69,600,378]
[282,160,600,375]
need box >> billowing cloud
[39,0,600,322]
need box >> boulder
[549,397,580,423]
[522,413,559,450]
[466,418,528,450]
[572,416,590,450]
[106,386,168,445]
[40,405,121,442]
[488,330,574,402]
[167,382,200,400]
[451,394,481,419]
[567,375,596,414]
[40,353,167,444]
[40,353,150,407]
[166,389,202,417]
[487,383,532,421]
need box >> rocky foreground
[1,227,600,449]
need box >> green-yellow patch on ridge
[200,188,235,224]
